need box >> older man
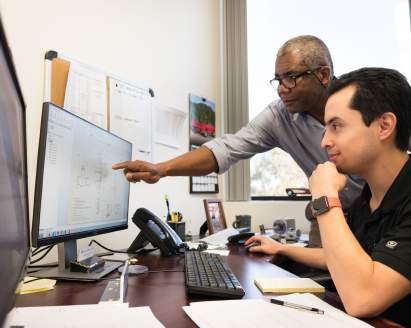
[113,35,364,245]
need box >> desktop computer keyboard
[184,250,245,299]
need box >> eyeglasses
[270,67,321,90]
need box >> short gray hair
[277,35,334,76]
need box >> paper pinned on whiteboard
[154,104,187,149]
[63,61,107,129]
[108,77,153,161]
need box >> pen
[270,298,325,315]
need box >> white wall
[0,0,311,262]
[0,0,223,253]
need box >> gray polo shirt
[204,99,364,208]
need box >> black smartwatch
[309,196,341,218]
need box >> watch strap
[327,197,342,209]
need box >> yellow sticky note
[17,276,56,295]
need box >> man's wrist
[157,162,168,178]
[309,196,341,218]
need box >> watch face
[311,196,329,216]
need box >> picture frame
[203,199,227,235]
[189,94,219,194]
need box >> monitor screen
[32,102,132,247]
[0,19,30,326]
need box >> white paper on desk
[108,77,153,161]
[64,61,107,129]
[183,293,372,328]
[5,303,165,328]
[154,104,186,149]
[200,228,238,246]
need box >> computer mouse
[227,232,255,244]
[245,241,261,251]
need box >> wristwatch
[309,196,341,217]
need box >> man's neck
[306,95,327,125]
[363,150,408,212]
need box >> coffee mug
[232,215,251,232]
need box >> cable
[88,239,130,254]
[31,245,54,257]
[30,245,55,264]
[149,270,184,273]
[88,239,158,255]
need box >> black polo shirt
[347,157,411,327]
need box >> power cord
[88,239,158,255]
[30,245,55,264]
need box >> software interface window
[37,104,131,240]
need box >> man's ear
[378,112,397,142]
[317,66,331,86]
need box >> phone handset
[128,208,184,256]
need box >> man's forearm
[317,208,376,310]
[279,246,327,270]
[159,146,218,177]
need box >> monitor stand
[31,240,123,281]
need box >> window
[246,0,411,198]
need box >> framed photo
[203,199,227,234]
[189,94,219,194]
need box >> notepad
[255,277,325,293]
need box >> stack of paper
[183,293,372,328]
[5,303,165,328]
[255,277,325,293]
[200,228,238,246]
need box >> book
[254,277,325,293]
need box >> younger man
[246,67,411,326]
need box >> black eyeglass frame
[270,66,324,90]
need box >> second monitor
[31,102,132,280]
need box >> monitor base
[30,260,122,281]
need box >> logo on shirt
[385,240,398,249]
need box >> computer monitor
[0,18,30,326]
[31,102,132,280]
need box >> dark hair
[328,67,411,151]
[277,35,334,76]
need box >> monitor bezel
[32,102,131,248]
[0,16,30,326]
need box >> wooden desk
[16,245,398,328]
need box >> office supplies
[272,218,302,241]
[254,277,325,293]
[270,298,324,314]
[0,17,31,327]
[203,199,227,234]
[18,278,56,295]
[165,194,171,221]
[167,221,186,241]
[232,214,252,232]
[128,207,185,256]
[184,250,245,298]
[182,293,372,328]
[153,104,187,149]
[44,51,154,161]
[30,102,132,281]
[100,260,129,303]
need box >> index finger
[244,235,259,245]
[112,161,132,170]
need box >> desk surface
[16,245,397,328]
